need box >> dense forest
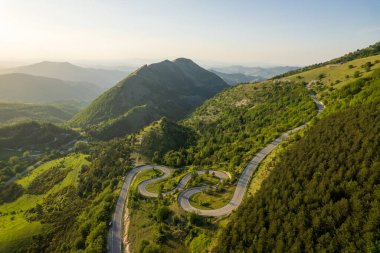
[213,102,380,252]
[0,121,78,150]
[161,82,316,177]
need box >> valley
[0,14,378,252]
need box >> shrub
[156,206,170,222]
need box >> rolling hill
[132,117,195,162]
[275,41,380,78]
[69,58,228,139]
[0,121,79,150]
[0,103,80,126]
[0,61,130,90]
[0,73,102,104]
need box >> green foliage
[3,138,133,252]
[322,70,380,115]
[163,82,316,173]
[78,137,133,198]
[134,117,195,162]
[0,183,24,204]
[214,103,380,252]
[0,154,89,252]
[156,205,171,222]
[74,141,90,153]
[0,153,34,184]
[27,163,70,195]
[0,121,79,150]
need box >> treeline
[20,137,134,252]
[274,41,380,79]
[213,103,380,252]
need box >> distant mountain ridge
[210,70,263,85]
[211,65,299,80]
[69,58,228,139]
[0,61,131,89]
[0,73,101,104]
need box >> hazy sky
[0,0,379,66]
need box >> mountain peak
[69,58,228,139]
[173,58,195,64]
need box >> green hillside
[69,58,228,139]
[0,154,89,252]
[0,103,79,126]
[275,41,380,78]
[0,121,79,150]
[132,117,195,162]
[214,102,380,253]
[0,136,134,252]
[162,81,316,174]
[213,56,380,252]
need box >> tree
[74,141,90,153]
[318,73,326,79]
[156,206,170,222]
[8,156,20,165]
[22,151,31,159]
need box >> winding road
[107,95,324,253]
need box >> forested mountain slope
[160,82,316,175]
[132,117,195,162]
[0,121,78,150]
[214,102,380,253]
[69,58,228,139]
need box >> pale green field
[189,185,234,210]
[0,153,88,253]
[285,55,380,88]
